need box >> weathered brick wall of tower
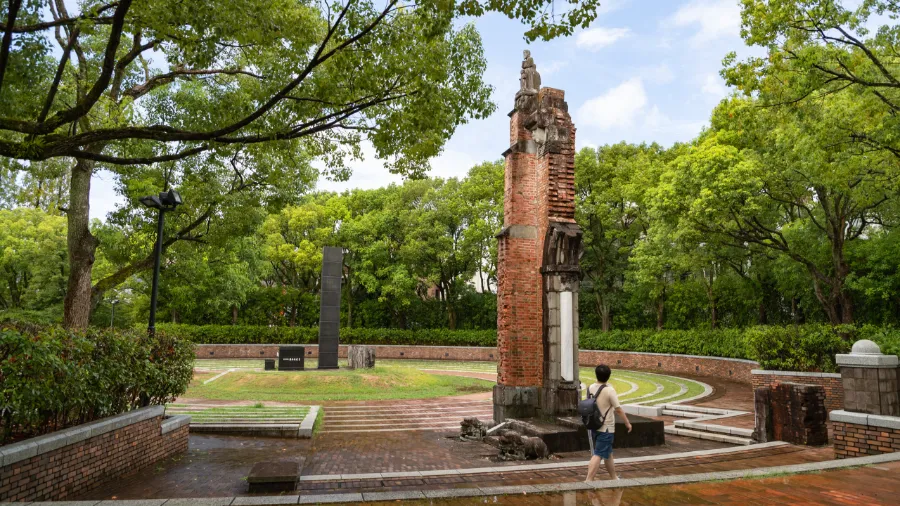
[495,76,582,422]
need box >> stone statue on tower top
[519,50,541,94]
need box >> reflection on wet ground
[334,460,900,505]
[76,435,311,500]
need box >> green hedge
[156,324,496,347]
[0,322,194,444]
[159,323,900,373]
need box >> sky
[89,0,759,220]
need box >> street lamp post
[110,299,119,328]
[139,189,183,336]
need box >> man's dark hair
[595,364,611,383]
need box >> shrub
[745,324,851,373]
[156,324,496,347]
[0,322,194,444]
[857,325,900,357]
[579,328,749,359]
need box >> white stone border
[830,410,900,430]
[161,415,192,435]
[299,406,320,438]
[751,369,842,379]
[0,405,166,468]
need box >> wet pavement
[75,369,831,502]
[334,460,900,505]
[76,435,311,500]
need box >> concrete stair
[658,403,753,445]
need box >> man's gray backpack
[578,384,612,431]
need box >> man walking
[586,364,632,482]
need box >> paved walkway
[298,443,832,495]
[338,459,900,505]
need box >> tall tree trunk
[758,301,768,325]
[597,294,612,332]
[656,298,665,331]
[232,304,238,325]
[63,160,99,328]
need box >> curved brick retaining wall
[195,344,759,383]
[0,406,190,502]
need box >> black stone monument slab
[264,358,275,371]
[278,346,305,371]
[318,246,342,370]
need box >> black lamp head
[139,195,163,209]
[160,189,183,208]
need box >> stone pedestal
[347,345,375,369]
[836,340,900,416]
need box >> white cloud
[598,0,632,15]
[540,60,569,77]
[578,78,648,130]
[672,0,742,44]
[701,73,727,98]
[640,64,675,85]
[576,27,632,51]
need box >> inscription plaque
[278,346,305,371]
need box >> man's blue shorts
[591,430,615,459]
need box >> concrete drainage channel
[164,405,320,438]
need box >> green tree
[1,0,600,327]
[576,143,668,331]
[0,208,67,309]
[262,192,348,325]
[661,98,898,326]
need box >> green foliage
[745,325,851,373]
[0,208,67,310]
[0,322,194,443]
[157,323,495,347]
[580,327,750,359]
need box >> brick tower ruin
[494,50,583,422]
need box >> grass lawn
[183,366,494,402]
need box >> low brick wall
[751,370,843,414]
[832,410,900,458]
[0,406,190,502]
[197,344,498,361]
[195,345,759,383]
[579,350,758,383]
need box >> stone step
[664,426,752,445]
[659,404,741,416]
[661,409,706,418]
[325,409,493,420]
[674,420,754,438]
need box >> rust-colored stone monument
[494,51,583,422]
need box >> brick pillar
[495,83,582,422]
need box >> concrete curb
[298,406,320,438]
[11,449,900,505]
